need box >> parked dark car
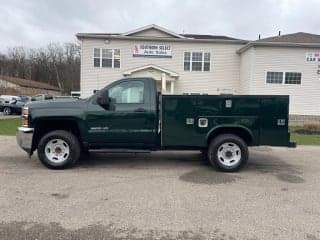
[0,97,27,115]
[1,94,59,115]
[19,95,31,102]
[31,94,54,101]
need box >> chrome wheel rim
[45,139,70,163]
[3,107,10,115]
[217,142,241,167]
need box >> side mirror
[97,90,110,109]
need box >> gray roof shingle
[257,32,320,43]
[181,34,241,41]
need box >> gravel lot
[0,136,319,240]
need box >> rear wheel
[3,107,11,115]
[208,134,248,172]
[37,130,80,169]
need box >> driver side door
[85,79,157,148]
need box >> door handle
[134,107,146,112]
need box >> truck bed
[161,95,290,148]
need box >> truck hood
[27,99,86,110]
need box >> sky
[0,0,320,51]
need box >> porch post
[161,73,166,93]
[170,81,174,94]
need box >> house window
[102,49,112,67]
[266,72,283,84]
[204,52,210,71]
[94,48,101,67]
[93,48,120,68]
[266,71,301,85]
[184,52,191,71]
[192,52,203,71]
[184,51,210,72]
[114,49,120,68]
[285,72,301,84]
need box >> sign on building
[133,44,172,58]
[306,52,320,62]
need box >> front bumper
[16,127,34,155]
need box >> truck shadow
[76,149,305,184]
[77,151,205,169]
[243,150,305,184]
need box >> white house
[76,24,320,118]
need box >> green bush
[303,122,320,131]
[293,122,320,135]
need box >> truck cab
[16,77,295,172]
[86,78,158,148]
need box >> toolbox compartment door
[259,96,290,146]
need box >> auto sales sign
[306,52,320,62]
[133,44,172,58]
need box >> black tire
[208,134,248,172]
[3,107,11,115]
[37,130,81,169]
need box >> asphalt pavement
[0,136,319,240]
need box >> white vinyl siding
[239,48,254,94]
[80,27,320,116]
[244,46,320,115]
[80,38,242,98]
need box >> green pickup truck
[16,77,295,171]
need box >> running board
[89,149,151,153]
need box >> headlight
[22,106,29,127]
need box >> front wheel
[208,134,248,172]
[37,130,80,169]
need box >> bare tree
[0,42,81,94]
[7,47,28,78]
[47,43,64,91]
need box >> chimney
[278,31,281,36]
